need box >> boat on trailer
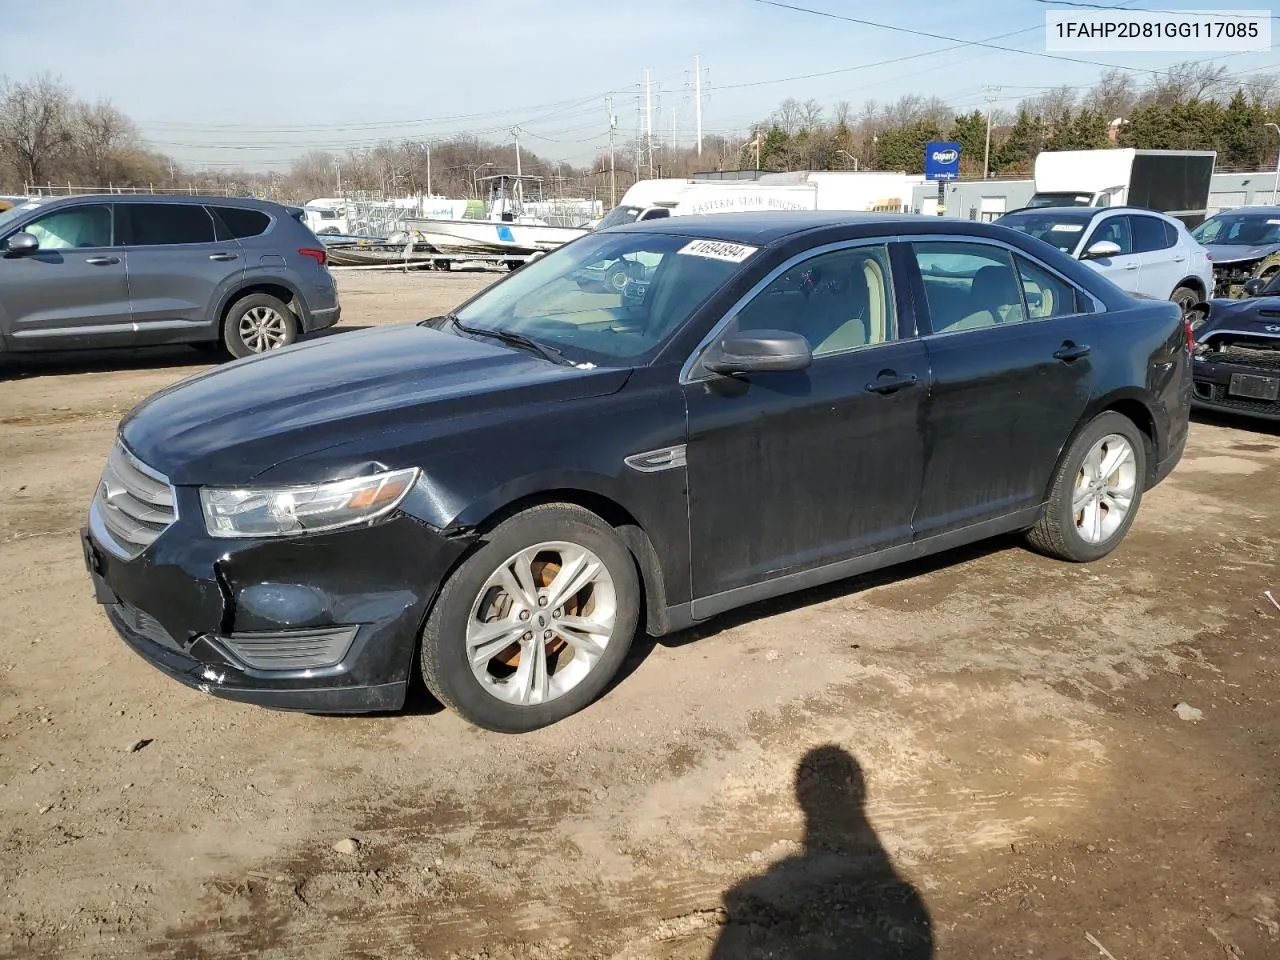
[401,174,590,257]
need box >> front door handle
[1053,342,1091,362]
[209,253,239,262]
[1173,255,1186,262]
[865,372,920,394]
[85,256,119,266]
[1122,263,1138,270]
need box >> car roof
[26,194,287,212]
[611,211,1033,245]
[1206,206,1280,217]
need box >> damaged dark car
[1191,206,1280,298]
[1191,270,1280,421]
[83,213,1191,733]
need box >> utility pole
[334,158,342,197]
[644,69,654,179]
[1268,123,1280,204]
[983,85,1002,180]
[694,55,703,157]
[511,126,523,205]
[606,96,618,207]
[426,142,432,196]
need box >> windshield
[996,211,1093,253]
[1191,213,1280,246]
[595,205,645,230]
[452,230,747,366]
[0,199,44,234]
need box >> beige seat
[812,256,892,353]
[945,264,1024,332]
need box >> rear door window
[122,204,216,245]
[211,206,271,239]
[912,242,1029,334]
[1131,215,1173,254]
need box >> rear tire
[222,293,298,359]
[420,504,639,733]
[1027,412,1147,563]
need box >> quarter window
[729,245,896,356]
[912,242,1029,333]
[122,204,216,245]
[212,206,271,239]
[24,205,113,249]
[1131,215,1173,253]
[1015,255,1080,318]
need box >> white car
[995,206,1213,316]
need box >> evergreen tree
[995,110,1045,174]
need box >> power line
[1027,0,1280,19]
[749,0,1204,76]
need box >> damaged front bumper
[1191,357,1280,421]
[82,493,472,713]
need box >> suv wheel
[420,504,639,732]
[223,293,298,358]
[1027,411,1147,563]
[1171,285,1201,318]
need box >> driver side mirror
[703,330,812,375]
[1242,277,1267,297]
[1082,240,1121,260]
[4,232,39,256]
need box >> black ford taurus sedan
[83,213,1192,732]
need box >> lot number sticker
[678,239,758,263]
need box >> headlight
[200,468,419,538]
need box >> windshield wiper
[448,314,571,366]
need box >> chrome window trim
[898,233,1106,332]
[679,237,900,385]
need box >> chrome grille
[92,442,177,559]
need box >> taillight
[299,247,327,267]
[1183,316,1195,352]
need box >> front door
[683,242,928,612]
[118,202,245,345]
[1079,213,1143,295]
[0,202,132,349]
[907,239,1098,538]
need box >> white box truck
[1023,148,1217,227]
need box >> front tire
[223,293,298,359]
[420,504,640,732]
[1027,412,1147,563]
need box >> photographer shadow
[709,745,933,959]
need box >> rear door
[907,239,1098,538]
[120,202,245,345]
[1130,213,1183,299]
[1079,213,1143,295]
[0,202,133,349]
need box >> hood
[1198,295,1280,340]
[120,323,630,485]
[1203,242,1280,266]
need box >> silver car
[0,195,340,358]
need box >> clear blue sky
[1,0,1276,171]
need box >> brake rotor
[494,557,570,668]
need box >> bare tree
[772,97,803,136]
[1244,72,1280,107]
[70,100,139,183]
[0,73,73,185]
[832,100,852,126]
[1022,85,1078,122]
[799,98,825,132]
[1142,61,1230,106]
[1084,69,1138,120]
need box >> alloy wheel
[238,306,289,352]
[465,541,617,706]
[1073,433,1137,544]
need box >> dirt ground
[1,268,1278,960]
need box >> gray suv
[0,195,340,358]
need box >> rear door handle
[865,373,920,394]
[1173,255,1186,262]
[84,256,119,266]
[1122,263,1138,270]
[1053,343,1091,362]
[209,252,239,262]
